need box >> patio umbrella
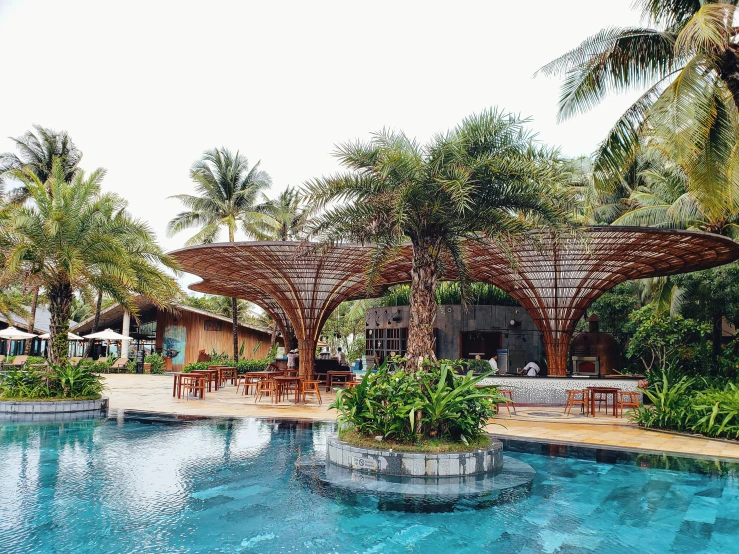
[0,326,37,340]
[0,326,37,357]
[38,332,85,341]
[83,329,132,341]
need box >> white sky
[0,1,644,263]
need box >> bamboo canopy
[171,228,739,377]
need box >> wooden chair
[220,367,238,387]
[496,388,516,415]
[618,391,640,417]
[10,355,28,368]
[564,389,589,415]
[180,375,205,400]
[301,380,322,404]
[238,373,260,396]
[590,390,609,413]
[255,377,276,403]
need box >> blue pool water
[1,413,738,554]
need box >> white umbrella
[38,332,85,341]
[0,326,37,340]
[0,326,37,358]
[83,328,132,341]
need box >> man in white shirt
[489,354,498,372]
[337,347,348,367]
[519,361,541,376]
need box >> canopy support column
[298,338,316,380]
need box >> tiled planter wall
[326,434,503,477]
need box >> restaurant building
[72,298,277,371]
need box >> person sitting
[489,354,498,372]
[518,360,541,376]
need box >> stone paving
[103,374,739,460]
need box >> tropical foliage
[0,363,105,400]
[1,158,180,363]
[633,369,739,440]
[168,147,272,360]
[258,185,311,241]
[305,109,571,367]
[541,0,739,228]
[330,359,502,444]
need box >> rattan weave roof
[171,228,739,375]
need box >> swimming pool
[0,412,737,553]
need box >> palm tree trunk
[405,239,439,368]
[720,45,739,110]
[86,291,103,358]
[232,297,239,361]
[48,282,73,365]
[24,286,39,355]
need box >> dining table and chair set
[492,385,640,418]
[171,364,359,404]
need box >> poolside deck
[103,374,739,460]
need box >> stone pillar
[121,311,131,359]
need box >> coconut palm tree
[540,1,739,199]
[167,148,272,360]
[3,159,180,364]
[304,108,569,368]
[259,186,311,241]
[0,125,82,200]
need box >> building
[72,298,278,371]
[0,307,74,356]
[365,304,544,373]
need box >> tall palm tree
[167,148,272,360]
[260,186,311,241]
[1,126,84,350]
[539,1,739,196]
[3,159,180,364]
[304,108,569,368]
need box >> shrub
[631,369,739,440]
[77,358,113,374]
[0,363,104,399]
[330,359,502,444]
[144,353,165,374]
[23,356,48,367]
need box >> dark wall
[366,305,544,371]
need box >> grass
[0,394,103,402]
[338,428,492,453]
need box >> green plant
[1,157,180,364]
[330,359,502,444]
[22,356,48,366]
[125,360,137,373]
[167,147,272,360]
[0,363,104,399]
[304,109,569,366]
[77,358,113,374]
[144,353,165,374]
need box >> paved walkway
[103,374,739,460]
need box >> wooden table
[172,372,208,399]
[326,371,353,391]
[587,386,620,417]
[274,376,302,404]
[190,369,219,392]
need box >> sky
[0,1,644,263]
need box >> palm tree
[1,126,84,351]
[3,159,180,364]
[0,125,82,200]
[167,148,272,360]
[260,186,311,240]
[539,1,739,197]
[304,108,569,368]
